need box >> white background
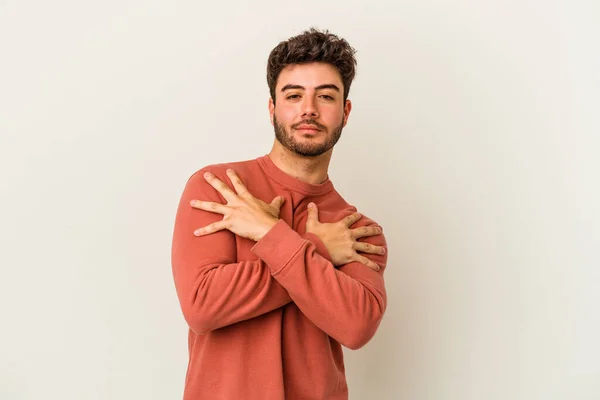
[1,1,598,399]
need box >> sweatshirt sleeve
[251,218,388,350]
[171,169,294,334]
[301,232,332,262]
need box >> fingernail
[381,248,386,254]
[190,200,197,206]
[193,230,201,236]
[204,172,213,178]
[308,202,315,208]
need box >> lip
[296,125,321,131]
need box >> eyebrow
[280,84,341,92]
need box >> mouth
[295,125,321,133]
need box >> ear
[342,99,352,127]
[268,97,275,126]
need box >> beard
[273,114,344,157]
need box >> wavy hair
[266,28,357,104]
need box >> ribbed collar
[257,154,335,196]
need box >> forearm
[172,233,333,334]
[251,220,387,349]
[172,255,293,334]
[172,170,294,334]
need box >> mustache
[291,119,326,130]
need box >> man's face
[269,62,352,157]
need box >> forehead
[276,62,343,89]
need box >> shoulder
[185,157,262,187]
[325,190,385,231]
[332,200,389,269]
[181,157,271,203]
[190,157,256,179]
[346,206,385,236]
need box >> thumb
[270,195,285,210]
[306,202,320,224]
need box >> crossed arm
[171,168,388,349]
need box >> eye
[320,95,334,100]
[287,94,300,100]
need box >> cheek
[275,107,297,125]
[323,107,345,124]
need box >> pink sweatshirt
[171,154,388,400]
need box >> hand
[305,202,385,271]
[190,169,285,241]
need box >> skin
[267,62,351,185]
[190,62,384,271]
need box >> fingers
[351,253,381,271]
[225,169,250,197]
[341,212,362,228]
[353,241,386,256]
[190,200,228,215]
[193,220,227,236]
[203,171,237,202]
[351,225,382,239]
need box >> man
[171,28,388,400]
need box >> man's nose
[302,97,319,118]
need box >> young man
[171,28,388,400]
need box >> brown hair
[266,28,357,104]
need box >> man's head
[267,28,357,157]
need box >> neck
[267,141,333,185]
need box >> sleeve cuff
[251,219,306,275]
[302,232,332,262]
